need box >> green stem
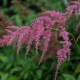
[51,28,59,31]
[69,33,80,51]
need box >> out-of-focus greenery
[0,0,80,80]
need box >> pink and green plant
[0,0,80,80]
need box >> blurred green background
[0,0,80,80]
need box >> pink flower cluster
[55,27,71,80]
[65,0,80,17]
[0,10,67,61]
[0,0,80,80]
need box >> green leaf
[0,55,8,62]
[8,75,19,80]
[36,70,42,79]
[14,15,23,26]
[5,63,12,70]
[77,75,80,80]
[24,72,29,79]
[0,72,9,80]
[74,64,80,74]
[10,67,22,74]
[63,74,75,80]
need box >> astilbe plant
[0,0,80,80]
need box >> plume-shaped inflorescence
[0,0,80,80]
[65,0,80,17]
